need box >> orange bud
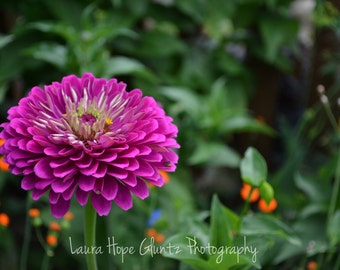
[49,222,61,231]
[240,183,260,202]
[28,208,40,218]
[154,233,165,243]
[0,213,10,227]
[46,234,58,246]
[0,157,9,172]
[63,211,74,221]
[146,228,157,238]
[258,198,277,213]
[307,261,318,270]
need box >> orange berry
[155,233,165,243]
[0,157,9,172]
[158,170,170,184]
[46,234,58,246]
[240,183,260,202]
[28,208,40,218]
[307,261,318,270]
[146,228,157,238]
[0,139,5,146]
[49,222,61,231]
[63,211,74,221]
[0,213,10,227]
[258,198,277,213]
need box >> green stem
[84,200,98,270]
[240,186,255,218]
[327,140,340,225]
[20,193,32,270]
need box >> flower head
[0,73,179,218]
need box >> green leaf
[189,141,240,168]
[0,34,14,49]
[105,56,146,76]
[259,182,274,204]
[241,214,301,246]
[327,210,340,247]
[259,15,298,63]
[222,115,275,136]
[162,234,210,270]
[240,147,267,187]
[210,195,240,247]
[25,42,67,69]
[160,86,201,118]
[136,30,186,57]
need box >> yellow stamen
[105,118,113,125]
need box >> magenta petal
[76,188,89,206]
[62,182,77,200]
[91,193,112,216]
[49,191,60,204]
[21,174,36,190]
[34,158,53,179]
[113,184,132,210]
[51,178,74,193]
[101,177,118,200]
[50,197,70,218]
[32,187,48,200]
[80,160,99,176]
[134,160,155,177]
[78,175,96,192]
[129,178,149,199]
[122,172,137,187]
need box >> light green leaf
[240,147,267,187]
[327,210,340,247]
[105,56,145,76]
[162,234,210,270]
[241,214,301,246]
[189,141,240,168]
[0,34,14,49]
[25,43,67,69]
[259,182,274,204]
[160,86,201,118]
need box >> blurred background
[0,0,340,269]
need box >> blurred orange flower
[307,261,318,270]
[28,208,40,218]
[258,198,277,213]
[0,213,10,227]
[145,228,157,238]
[63,211,74,220]
[0,157,9,172]
[240,183,260,202]
[46,234,58,246]
[155,233,165,243]
[49,221,61,231]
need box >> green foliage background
[1,0,340,269]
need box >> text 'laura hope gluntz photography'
[68,235,258,264]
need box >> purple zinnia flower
[0,73,179,218]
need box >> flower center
[62,89,113,141]
[80,113,97,125]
